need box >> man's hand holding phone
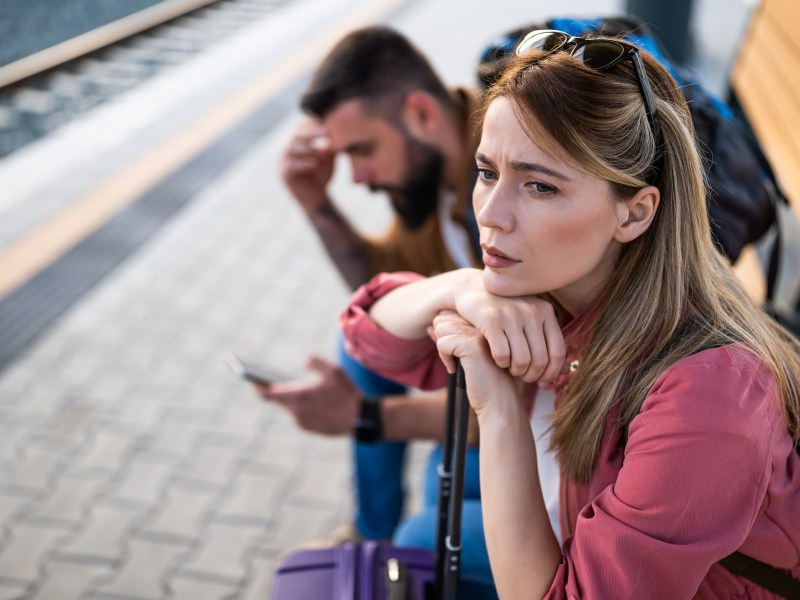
[244,355,361,436]
[224,351,292,386]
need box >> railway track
[0,0,295,159]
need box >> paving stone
[287,457,350,508]
[244,429,310,477]
[42,352,105,390]
[101,397,168,435]
[55,503,145,564]
[25,474,106,525]
[89,539,187,600]
[304,436,351,463]
[105,460,175,508]
[0,493,28,528]
[0,388,60,426]
[174,522,262,584]
[3,443,64,492]
[138,485,218,544]
[0,523,68,582]
[0,365,36,402]
[0,582,28,599]
[145,360,194,392]
[36,403,97,450]
[238,553,277,600]
[162,405,219,427]
[146,420,207,457]
[71,430,140,474]
[0,423,30,463]
[214,468,284,524]
[212,405,267,440]
[179,443,242,488]
[31,560,110,600]
[88,371,130,404]
[167,576,240,600]
[260,504,335,554]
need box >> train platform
[0,0,791,597]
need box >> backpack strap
[719,551,800,598]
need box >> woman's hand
[432,310,518,417]
[452,272,566,383]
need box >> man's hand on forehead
[295,118,331,152]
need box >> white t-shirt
[530,385,562,545]
[438,190,474,269]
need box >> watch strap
[354,395,382,443]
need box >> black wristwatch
[353,395,382,443]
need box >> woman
[340,31,800,599]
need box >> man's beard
[370,135,444,231]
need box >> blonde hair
[482,45,800,482]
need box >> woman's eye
[477,168,497,182]
[528,181,556,195]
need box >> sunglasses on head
[516,29,663,184]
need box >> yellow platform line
[0,0,405,302]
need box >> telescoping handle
[440,360,470,600]
[434,372,457,596]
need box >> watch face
[354,418,380,443]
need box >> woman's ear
[402,91,440,139]
[614,185,660,243]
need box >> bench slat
[764,0,800,39]
[731,0,800,212]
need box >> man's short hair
[300,26,451,118]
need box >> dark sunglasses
[516,29,662,183]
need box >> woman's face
[474,97,624,315]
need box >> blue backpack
[477,16,788,313]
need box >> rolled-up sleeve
[339,272,449,390]
[544,347,781,599]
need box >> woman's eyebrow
[510,160,571,181]
[475,152,571,181]
[475,152,494,166]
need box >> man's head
[301,26,453,230]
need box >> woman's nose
[476,187,514,232]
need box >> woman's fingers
[433,311,481,368]
[483,327,513,370]
[503,327,532,378]
[435,299,566,383]
[540,315,567,382]
[517,320,547,382]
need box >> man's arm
[281,119,375,290]
[253,355,448,440]
[306,201,374,290]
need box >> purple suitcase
[271,365,470,600]
[270,541,434,599]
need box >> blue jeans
[339,340,496,598]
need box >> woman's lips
[482,245,520,269]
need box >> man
[256,26,482,543]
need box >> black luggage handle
[435,360,470,600]
[434,373,457,596]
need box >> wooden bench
[728,0,799,302]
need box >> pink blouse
[340,272,800,599]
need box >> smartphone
[223,351,291,386]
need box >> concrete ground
[0,0,789,598]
